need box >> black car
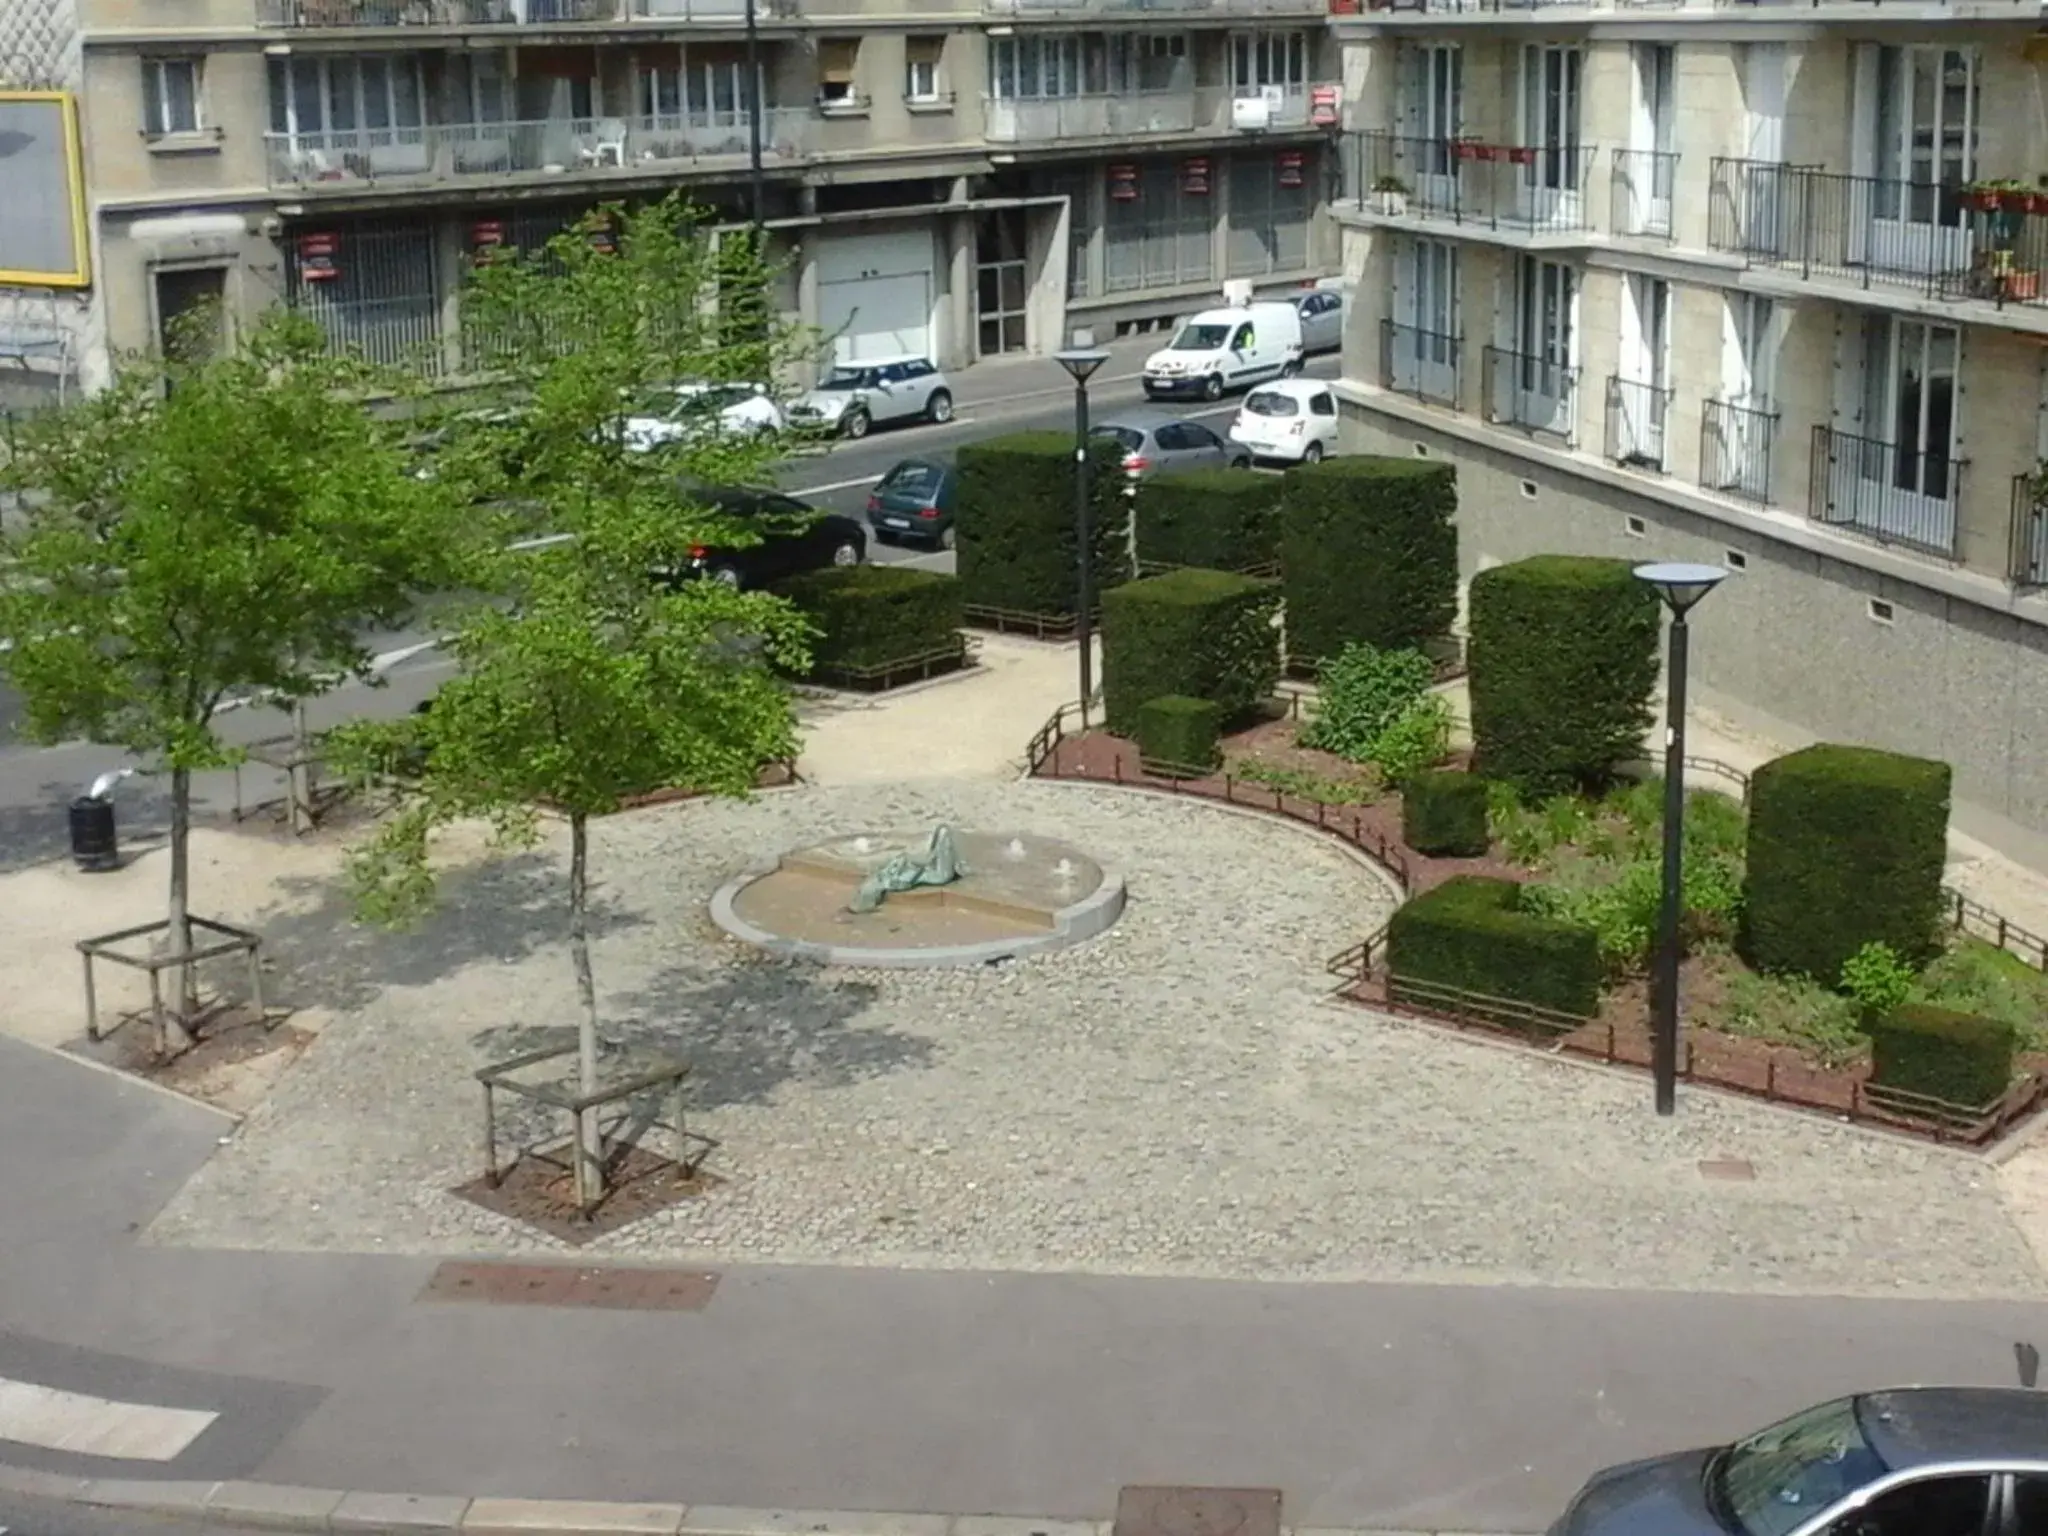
[671,485,866,590]
[1548,1388,2048,1536]
[865,458,958,549]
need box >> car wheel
[1281,357,1305,378]
[925,389,954,424]
[831,540,863,567]
[1202,374,1224,402]
[841,408,871,440]
[1229,454,1252,471]
[1302,441,1325,464]
[708,563,745,589]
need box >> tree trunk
[162,765,198,1057]
[568,811,604,1211]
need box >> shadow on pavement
[474,960,930,1111]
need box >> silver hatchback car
[789,357,954,440]
[1090,410,1252,482]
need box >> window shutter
[907,35,942,66]
[819,38,858,85]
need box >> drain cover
[1698,1158,1757,1181]
[1114,1488,1282,1536]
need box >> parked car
[866,457,958,549]
[664,484,866,590]
[1546,1388,2048,1536]
[1228,379,1340,466]
[1291,286,1345,355]
[1141,297,1303,402]
[622,382,784,454]
[790,357,953,439]
[1091,411,1252,481]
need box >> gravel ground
[146,779,2046,1297]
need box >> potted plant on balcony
[1371,174,1410,216]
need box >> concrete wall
[1339,396,2048,862]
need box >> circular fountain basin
[709,829,1126,968]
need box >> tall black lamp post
[1055,347,1110,725]
[1633,560,1728,1116]
[744,0,764,235]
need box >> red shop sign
[1310,84,1340,127]
[1278,150,1306,188]
[1182,156,1210,195]
[471,219,505,248]
[297,231,339,259]
[1108,162,1140,201]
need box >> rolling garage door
[817,228,935,362]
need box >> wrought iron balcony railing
[1610,148,1677,240]
[1380,319,1462,407]
[1483,344,1579,442]
[1348,131,1599,235]
[1698,396,1779,507]
[1809,425,1964,559]
[1604,376,1672,471]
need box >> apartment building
[1330,5,2048,854]
[0,0,1345,402]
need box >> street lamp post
[744,0,765,236]
[1055,347,1110,726]
[1633,561,1728,1117]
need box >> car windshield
[1244,391,1299,418]
[819,368,875,391]
[1091,425,1146,453]
[1710,1398,1888,1536]
[883,462,945,495]
[1171,324,1232,351]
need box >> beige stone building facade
[1330,4,2048,854]
[0,0,1346,401]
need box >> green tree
[0,308,461,1051]
[335,199,813,1210]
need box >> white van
[1141,283,1304,404]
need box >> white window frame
[269,55,426,139]
[905,38,943,103]
[1230,30,1308,93]
[1499,254,1577,437]
[143,57,203,137]
[639,55,750,122]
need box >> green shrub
[1300,642,1436,761]
[1864,1004,2017,1108]
[1838,941,1918,1019]
[1134,470,1283,573]
[1467,555,1661,797]
[1371,694,1453,782]
[1101,566,1281,735]
[775,564,962,673]
[1280,456,1458,665]
[1741,743,1951,982]
[1520,846,1745,975]
[1403,770,1490,857]
[954,431,1130,618]
[1387,875,1601,1018]
[1136,695,1223,778]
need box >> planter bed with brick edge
[1028,706,2048,1148]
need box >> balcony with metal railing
[1482,345,1579,442]
[2011,473,2048,588]
[1609,148,1676,240]
[1698,397,1779,507]
[987,0,1322,14]
[1809,425,1964,559]
[1708,159,2048,313]
[263,109,811,189]
[258,0,626,25]
[1347,132,1600,238]
[1337,0,2046,17]
[981,91,1203,144]
[1604,376,1671,471]
[1380,319,1462,407]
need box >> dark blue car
[865,457,958,550]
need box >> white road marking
[0,1375,218,1461]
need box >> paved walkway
[4,641,2048,1528]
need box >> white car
[1228,379,1340,465]
[622,382,784,454]
[789,357,953,440]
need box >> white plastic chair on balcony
[580,118,628,167]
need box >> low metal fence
[964,604,1090,642]
[809,635,975,693]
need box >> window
[1861,314,1958,495]
[1519,43,1582,194]
[1631,43,1673,155]
[639,52,750,122]
[1495,254,1576,437]
[1231,30,1308,94]
[268,55,426,141]
[905,36,943,103]
[817,38,860,108]
[1308,390,1335,417]
[143,58,202,137]
[2012,1472,2048,1536]
[1867,45,1977,193]
[986,32,1184,100]
[1818,1475,1990,1536]
[1402,43,1460,185]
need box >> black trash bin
[69,795,119,872]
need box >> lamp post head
[1634,560,1728,617]
[1054,348,1111,386]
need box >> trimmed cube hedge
[1402,769,1490,857]
[954,431,1130,619]
[1279,456,1458,665]
[776,564,964,676]
[1136,694,1223,778]
[1467,555,1661,797]
[1865,1004,2017,1110]
[1101,566,1282,735]
[1740,743,1952,981]
[1134,469,1283,573]
[1386,874,1601,1019]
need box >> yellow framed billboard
[0,90,92,288]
